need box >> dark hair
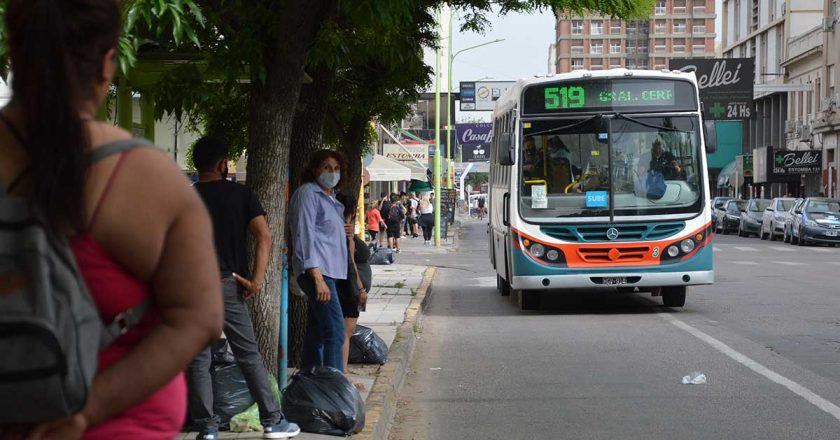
[303,149,347,189]
[193,136,230,172]
[6,0,121,232]
[335,192,358,220]
[390,194,400,203]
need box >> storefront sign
[669,58,754,121]
[456,123,492,144]
[461,143,490,162]
[383,143,428,162]
[772,150,821,175]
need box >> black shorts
[368,230,378,240]
[338,288,360,319]
[387,229,401,239]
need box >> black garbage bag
[349,325,388,365]
[210,340,254,426]
[281,367,365,436]
[368,247,395,265]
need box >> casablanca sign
[456,123,493,162]
[669,58,755,121]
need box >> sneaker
[195,429,219,440]
[263,420,301,438]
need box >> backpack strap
[88,138,153,165]
[100,298,154,347]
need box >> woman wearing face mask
[290,150,349,372]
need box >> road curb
[354,266,437,440]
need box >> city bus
[488,69,717,310]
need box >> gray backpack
[0,139,152,424]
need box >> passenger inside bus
[522,136,545,179]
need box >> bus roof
[491,69,699,117]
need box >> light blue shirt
[291,182,348,280]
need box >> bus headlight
[667,245,680,257]
[530,243,546,258]
[680,239,695,253]
[546,249,560,261]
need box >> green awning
[717,160,736,188]
[409,179,432,193]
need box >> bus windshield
[519,115,703,220]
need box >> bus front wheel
[661,286,687,307]
[498,274,511,297]
[516,289,540,310]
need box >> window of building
[571,44,584,54]
[673,44,686,53]
[655,1,666,15]
[610,42,621,54]
[673,19,686,33]
[692,44,705,53]
[693,3,706,14]
[591,60,604,70]
[693,23,706,34]
[572,59,584,70]
[591,20,603,35]
[610,60,622,69]
[829,65,836,97]
[735,0,741,40]
[610,20,622,34]
[572,20,583,35]
[655,20,666,34]
[673,0,687,14]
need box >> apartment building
[813,0,840,198]
[723,0,838,197]
[553,0,716,73]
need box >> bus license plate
[603,277,627,285]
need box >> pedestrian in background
[188,137,299,440]
[382,193,405,252]
[365,201,386,247]
[408,192,420,238]
[0,1,223,438]
[290,150,348,373]
[335,194,371,382]
[419,194,435,245]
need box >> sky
[423,1,723,123]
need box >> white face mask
[318,171,340,189]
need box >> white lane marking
[734,246,758,252]
[464,276,497,288]
[732,261,759,265]
[810,248,832,253]
[826,262,840,266]
[713,246,722,252]
[770,246,797,252]
[659,313,840,423]
[773,261,806,266]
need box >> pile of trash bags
[348,325,388,365]
[281,367,365,436]
[368,245,395,265]
[210,340,253,427]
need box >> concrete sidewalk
[179,240,442,439]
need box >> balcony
[673,45,686,53]
[692,25,706,34]
[655,6,666,15]
[693,6,706,14]
[692,45,706,53]
[673,25,686,34]
[654,45,667,53]
[610,26,622,35]
[571,46,584,55]
[673,6,687,14]
[784,27,823,64]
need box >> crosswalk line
[733,246,758,252]
[770,246,797,252]
[772,261,806,266]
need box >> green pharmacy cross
[709,102,726,118]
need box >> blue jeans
[298,275,345,371]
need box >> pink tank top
[70,152,186,439]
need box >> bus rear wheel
[516,289,540,310]
[661,286,686,307]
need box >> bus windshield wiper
[613,113,693,133]
[527,114,602,137]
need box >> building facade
[723,0,838,198]
[553,0,716,73]
[813,0,840,198]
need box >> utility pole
[434,7,442,246]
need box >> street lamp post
[446,34,505,190]
[433,7,442,246]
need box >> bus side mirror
[498,133,515,166]
[704,120,717,154]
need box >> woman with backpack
[0,1,223,438]
[381,194,405,252]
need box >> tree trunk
[287,66,336,368]
[337,116,368,201]
[245,0,336,376]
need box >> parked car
[782,199,806,243]
[711,196,733,231]
[761,197,797,241]
[739,198,769,237]
[787,198,840,246]
[716,199,745,234]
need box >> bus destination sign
[522,78,696,115]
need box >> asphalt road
[390,219,840,440]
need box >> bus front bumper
[511,270,714,291]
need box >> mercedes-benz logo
[606,227,619,240]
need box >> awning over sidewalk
[717,160,736,188]
[365,154,411,182]
[401,160,430,181]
